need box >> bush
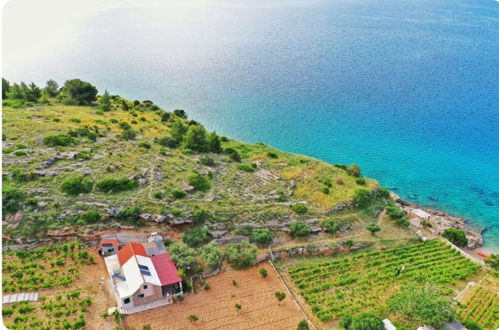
[224,148,241,162]
[297,320,309,330]
[343,240,354,248]
[182,226,210,247]
[96,177,138,193]
[68,127,97,142]
[172,189,186,199]
[341,312,384,330]
[462,321,482,330]
[442,228,468,247]
[199,243,222,270]
[321,187,330,194]
[121,128,137,140]
[367,223,381,235]
[347,164,362,177]
[355,177,366,185]
[170,121,187,142]
[267,151,278,159]
[116,206,141,223]
[237,163,254,172]
[226,242,257,269]
[277,190,288,202]
[322,219,339,234]
[193,208,210,224]
[60,177,94,195]
[152,191,164,199]
[155,136,178,148]
[275,291,286,301]
[14,150,27,156]
[188,173,211,192]
[290,222,310,237]
[99,90,112,111]
[174,109,187,118]
[386,205,405,219]
[259,268,268,278]
[43,134,76,147]
[61,79,98,105]
[2,186,25,215]
[188,314,198,322]
[290,203,308,214]
[183,125,208,152]
[200,155,215,166]
[167,243,198,272]
[251,228,273,246]
[138,142,151,149]
[81,210,102,224]
[353,189,370,206]
[207,132,223,153]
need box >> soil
[123,263,304,330]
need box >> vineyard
[2,242,95,293]
[458,275,499,329]
[280,240,481,325]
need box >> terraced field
[278,239,481,326]
[458,275,499,329]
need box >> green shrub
[15,144,27,149]
[182,227,210,247]
[267,151,278,159]
[226,242,257,269]
[251,229,273,246]
[277,190,288,201]
[321,187,330,194]
[152,191,164,199]
[347,164,362,177]
[183,125,208,152]
[61,79,98,105]
[290,204,308,214]
[96,177,138,193]
[68,127,97,142]
[297,320,309,330]
[353,189,371,206]
[259,268,268,278]
[442,228,468,247]
[367,223,381,235]
[60,177,94,195]
[14,150,27,156]
[172,189,186,199]
[193,208,210,224]
[3,147,14,154]
[355,177,366,185]
[121,128,137,140]
[199,243,222,270]
[290,222,310,237]
[200,156,215,166]
[275,291,286,301]
[237,163,254,172]
[188,173,211,192]
[69,118,81,123]
[207,132,223,153]
[116,206,141,223]
[386,205,405,219]
[43,134,76,147]
[224,148,241,162]
[81,210,101,224]
[167,243,198,272]
[188,314,198,322]
[2,186,25,215]
[322,219,339,234]
[341,312,384,330]
[155,136,178,148]
[138,142,151,149]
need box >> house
[104,242,183,314]
[100,239,119,255]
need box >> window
[108,248,114,253]
[143,285,148,290]
[138,293,144,298]
[123,298,130,304]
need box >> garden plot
[278,239,481,327]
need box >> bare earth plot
[123,263,304,330]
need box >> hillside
[2,92,401,248]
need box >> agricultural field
[277,239,482,328]
[123,263,305,330]
[2,243,116,329]
[457,275,499,329]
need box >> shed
[101,239,119,255]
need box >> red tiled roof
[151,253,182,286]
[100,239,119,249]
[117,242,147,266]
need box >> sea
[3,0,499,251]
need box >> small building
[410,209,431,221]
[104,242,183,314]
[100,239,119,255]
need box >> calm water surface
[4,0,499,250]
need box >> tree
[99,90,112,111]
[353,189,370,206]
[167,243,198,272]
[442,228,468,247]
[341,312,384,330]
[43,134,76,147]
[81,210,102,224]
[251,229,273,246]
[44,79,59,97]
[386,205,405,219]
[297,320,309,330]
[95,177,138,193]
[61,79,98,105]
[188,173,211,192]
[2,186,25,216]
[183,125,208,152]
[199,243,222,270]
[207,132,223,153]
[485,254,499,270]
[347,164,362,177]
[2,77,10,99]
[387,284,455,328]
[182,226,210,247]
[120,99,129,110]
[290,222,310,237]
[60,177,94,195]
[173,109,187,118]
[226,242,257,269]
[116,206,141,223]
[322,219,340,234]
[366,223,381,235]
[170,121,187,143]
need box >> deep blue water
[4,0,499,250]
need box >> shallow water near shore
[4,0,499,250]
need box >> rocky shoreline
[390,193,483,250]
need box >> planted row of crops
[2,242,95,292]
[286,240,480,322]
[458,281,499,329]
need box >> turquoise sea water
[3,0,499,250]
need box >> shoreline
[390,192,490,254]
